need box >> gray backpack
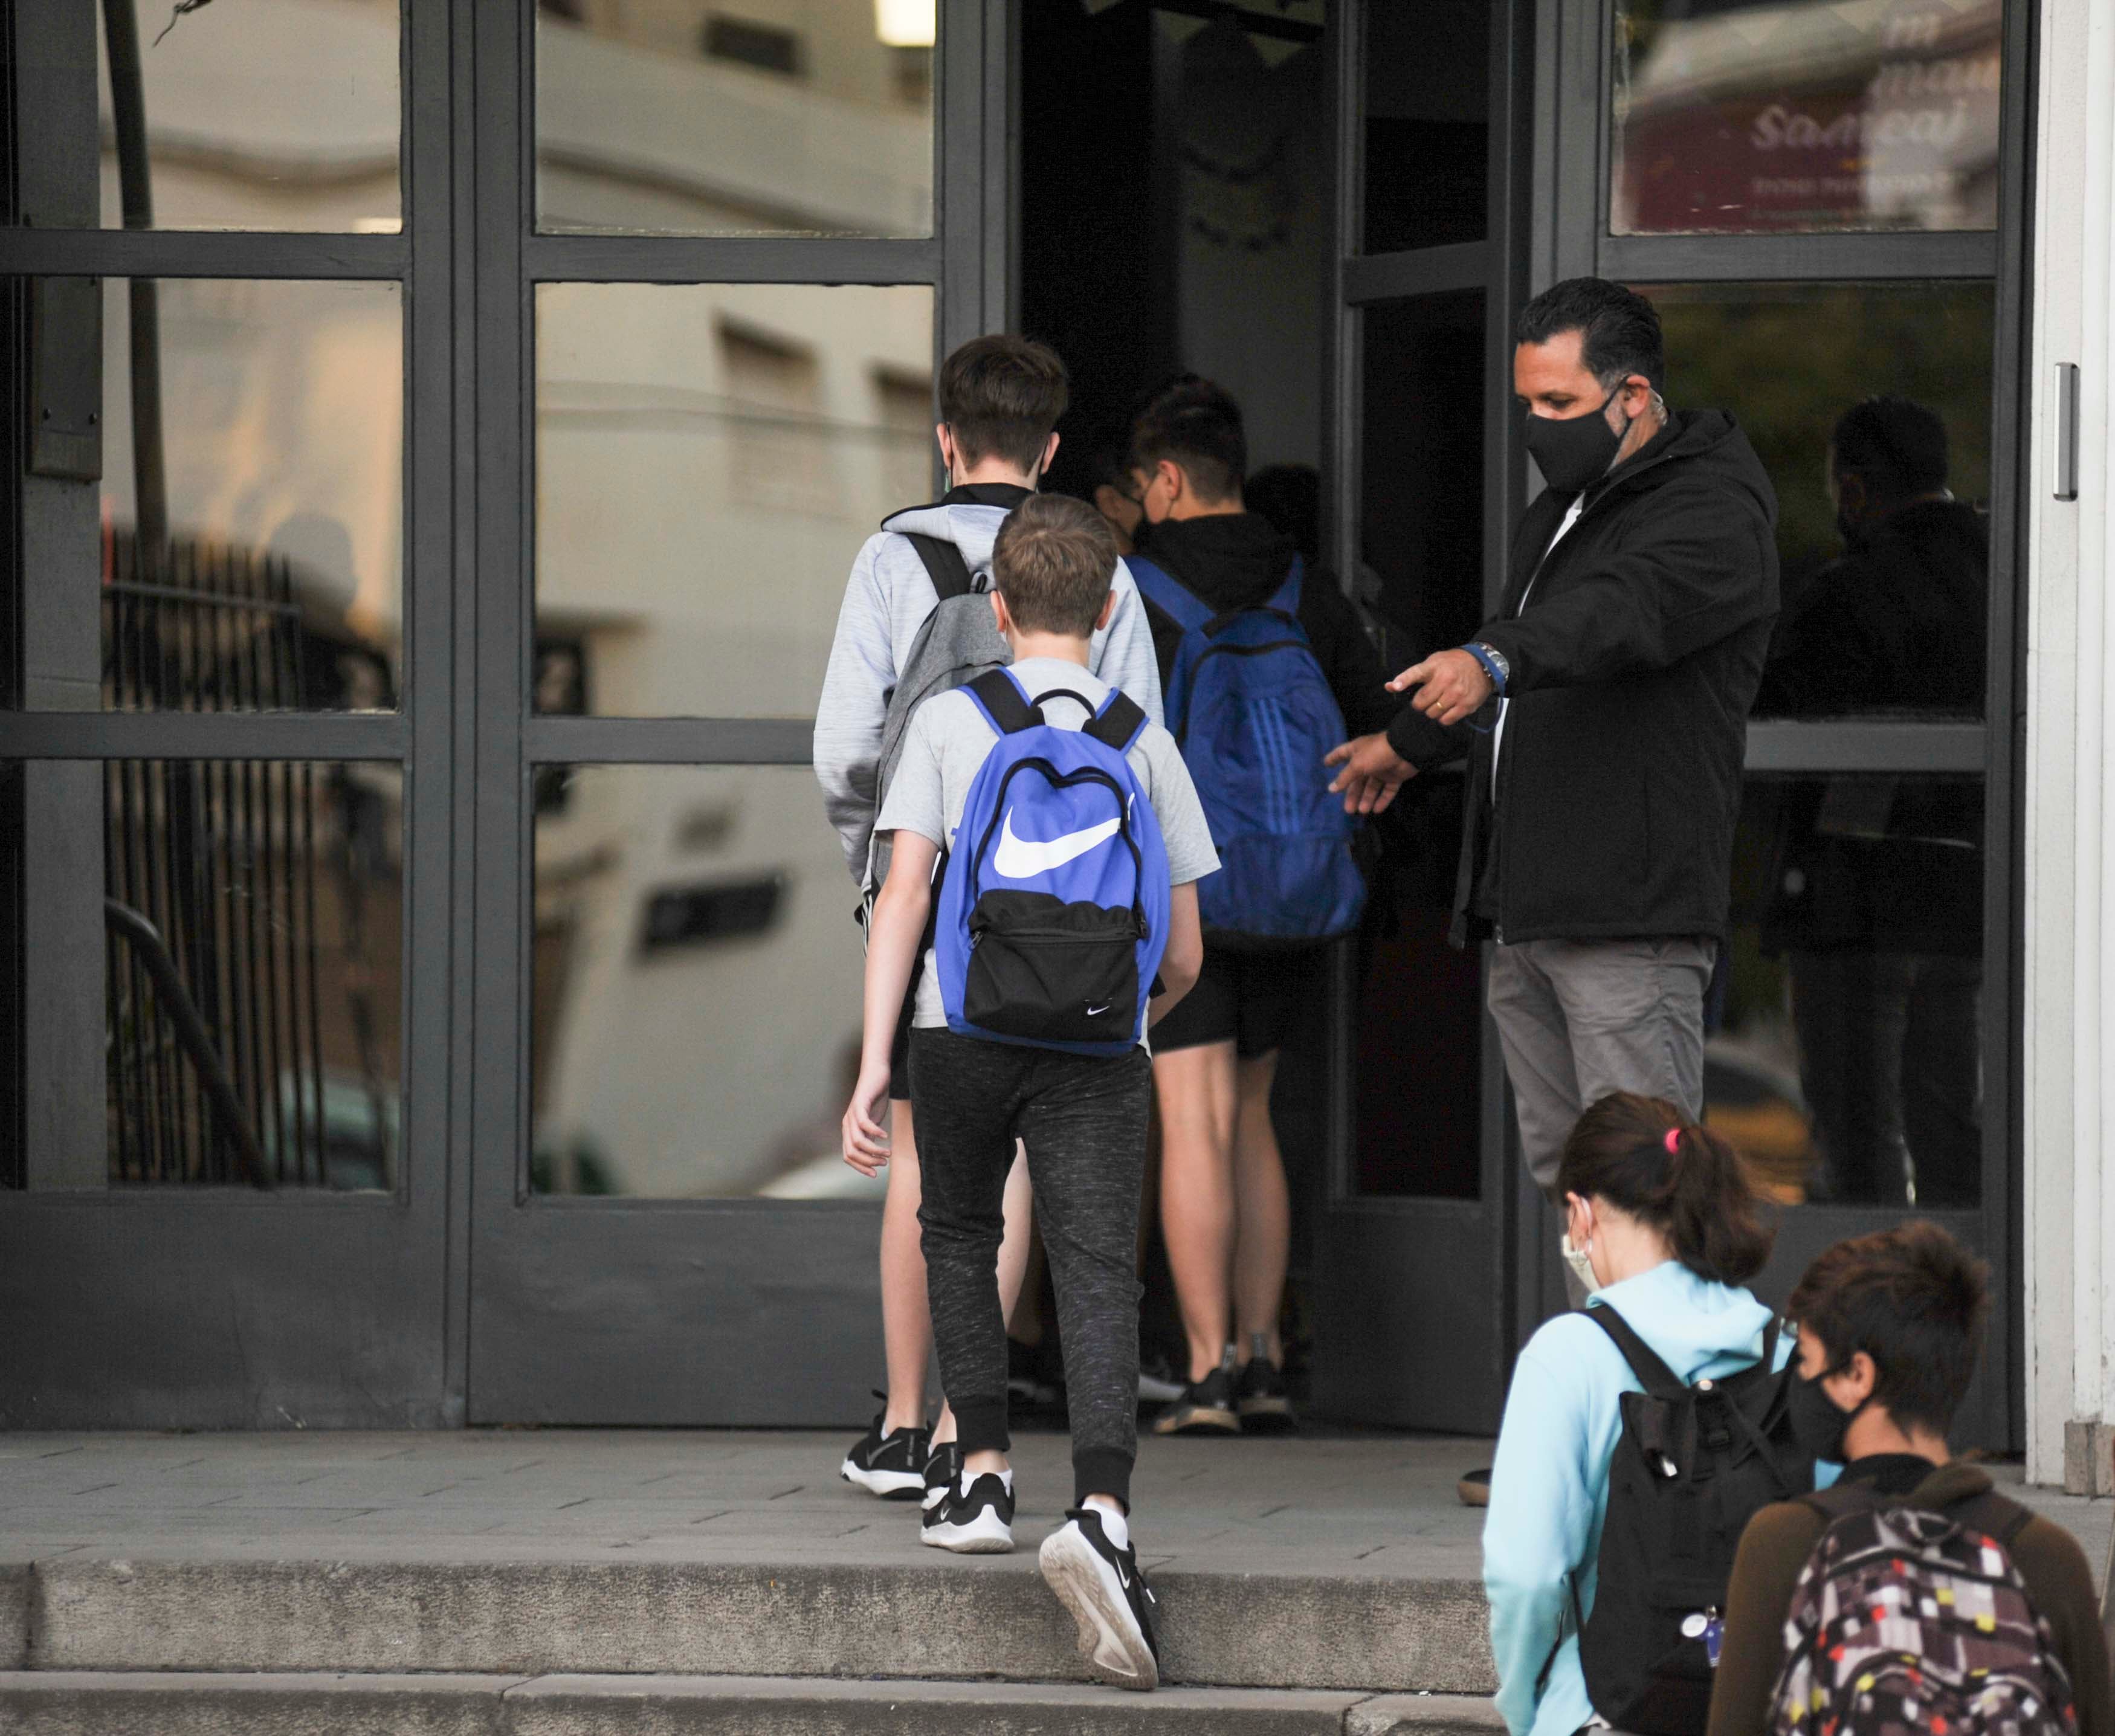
[862,532,1010,903]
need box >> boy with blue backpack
[1121,377,1399,1434]
[842,492,1214,1691]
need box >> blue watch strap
[1461,642,1507,695]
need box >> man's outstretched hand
[1325,732,1418,816]
[1390,647,1495,727]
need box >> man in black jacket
[1326,278,1780,1215]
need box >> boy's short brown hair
[938,335,1070,473]
[1786,1219,1990,1436]
[990,494,1117,637]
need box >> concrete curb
[1,1564,28,1671]
[28,1558,1499,1693]
[0,1672,1502,1736]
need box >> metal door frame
[461,0,1014,1424]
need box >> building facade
[1,0,2106,1488]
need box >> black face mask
[1522,388,1631,493]
[1786,1360,1862,1463]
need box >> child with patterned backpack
[841,492,1215,1691]
[1708,1222,2111,1736]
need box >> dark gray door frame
[462,0,1015,1424]
[0,0,459,1427]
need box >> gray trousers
[1487,937,1717,1196]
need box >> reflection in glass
[1364,0,1487,253]
[534,282,934,717]
[535,0,934,236]
[1710,774,1982,1208]
[94,760,401,1188]
[531,765,870,1200]
[10,277,404,711]
[1,2,404,231]
[1641,281,1993,717]
[1351,293,1485,1200]
[1613,0,2001,235]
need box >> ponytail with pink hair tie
[1664,1126,1682,1155]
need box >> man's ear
[1094,589,1117,633]
[989,590,1012,635]
[1040,430,1061,479]
[935,424,956,483]
[1831,1349,1879,1409]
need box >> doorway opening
[1017,0,1494,1426]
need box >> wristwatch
[1464,641,1510,695]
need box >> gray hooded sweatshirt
[813,492,1164,882]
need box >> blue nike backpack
[1128,555,1365,947]
[934,669,1172,1056]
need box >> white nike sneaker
[1038,1507,1160,1691]
[921,1470,1015,1554]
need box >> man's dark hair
[937,335,1070,473]
[1515,277,1665,392]
[991,493,1117,636]
[1128,374,1246,503]
[1832,396,1950,499]
[1786,1220,1991,1437]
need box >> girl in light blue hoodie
[1484,1092,1818,1736]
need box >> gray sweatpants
[1487,936,1717,1196]
[909,1027,1151,1508]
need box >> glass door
[463,0,1007,1424]
[1309,0,1529,1432]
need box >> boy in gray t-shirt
[842,495,1214,1692]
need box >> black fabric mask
[1523,389,1630,493]
[1786,1360,1862,1463]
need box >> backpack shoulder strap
[965,668,1041,736]
[903,532,977,602]
[1126,557,1212,634]
[1581,1303,1690,1402]
[1946,1488,2035,1549]
[1083,689,1148,755]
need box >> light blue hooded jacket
[813,498,1164,882]
[1483,1261,1829,1736]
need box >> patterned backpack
[1769,1483,2075,1736]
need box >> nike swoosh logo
[992,809,1120,879]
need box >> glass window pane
[5,2,401,231]
[0,758,402,1190]
[1641,281,1994,720]
[10,276,404,712]
[1364,0,1488,253]
[531,764,867,1199]
[1613,0,2002,236]
[535,282,934,717]
[1712,773,1983,1209]
[535,0,934,237]
[1352,291,1487,1200]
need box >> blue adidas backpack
[935,669,1172,1056]
[1129,555,1364,947]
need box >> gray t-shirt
[875,656,1220,1028]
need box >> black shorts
[1151,944,1323,1058]
[889,999,914,1101]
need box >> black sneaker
[1150,1365,1239,1436]
[922,1470,1015,1554]
[1235,1358,1296,1431]
[919,1441,964,1541]
[838,1395,928,1500]
[1039,1506,1160,1691]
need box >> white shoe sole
[922,1509,1014,1553]
[1038,1525,1159,1691]
[839,1457,924,1500]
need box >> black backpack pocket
[964,890,1139,1045]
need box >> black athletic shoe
[1151,1365,1239,1436]
[919,1441,964,1541]
[922,1470,1015,1554]
[838,1395,928,1500]
[1039,1507,1160,1691]
[1235,1357,1297,1431]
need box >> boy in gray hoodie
[815,335,1161,1515]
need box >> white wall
[2022,0,2115,1494]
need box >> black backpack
[1571,1305,1817,1736]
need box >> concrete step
[18,1557,1496,1694]
[0,1671,1509,1735]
